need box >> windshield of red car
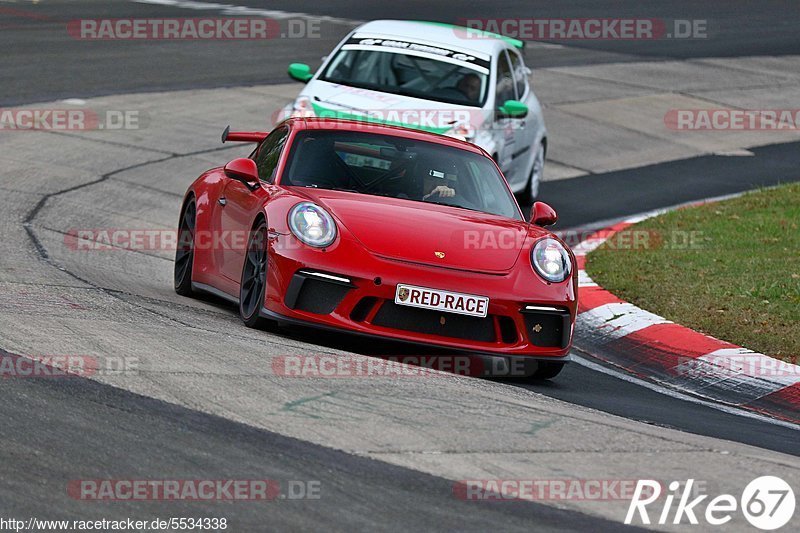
[281,130,522,220]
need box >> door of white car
[492,50,519,183]
[507,48,538,189]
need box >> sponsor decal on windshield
[343,35,491,72]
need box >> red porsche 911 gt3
[175,118,576,378]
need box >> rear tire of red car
[239,219,273,329]
[174,199,196,297]
[531,361,564,380]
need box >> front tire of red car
[174,199,196,297]
[531,361,565,380]
[239,219,273,329]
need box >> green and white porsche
[282,20,547,202]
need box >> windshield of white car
[282,130,522,220]
[320,50,488,107]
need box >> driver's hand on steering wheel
[423,185,456,201]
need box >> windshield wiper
[424,201,483,213]
[297,185,359,193]
[318,79,404,98]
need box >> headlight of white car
[290,96,316,118]
[531,238,571,283]
[288,202,337,247]
[445,121,476,142]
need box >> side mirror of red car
[224,158,259,185]
[530,201,557,226]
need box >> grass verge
[586,183,800,362]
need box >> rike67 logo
[626,477,795,530]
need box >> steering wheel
[423,189,481,211]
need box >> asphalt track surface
[2,0,800,530]
[0,349,639,532]
[2,0,800,105]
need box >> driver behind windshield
[456,73,482,104]
[422,162,459,201]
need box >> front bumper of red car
[262,232,577,358]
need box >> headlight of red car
[288,202,337,247]
[531,238,571,282]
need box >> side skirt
[192,281,239,305]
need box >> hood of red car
[294,189,538,273]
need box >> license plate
[394,284,489,318]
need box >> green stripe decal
[413,20,525,49]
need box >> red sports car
[175,118,577,378]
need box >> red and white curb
[571,215,800,425]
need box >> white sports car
[283,20,547,202]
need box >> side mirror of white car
[498,100,529,119]
[288,63,314,83]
